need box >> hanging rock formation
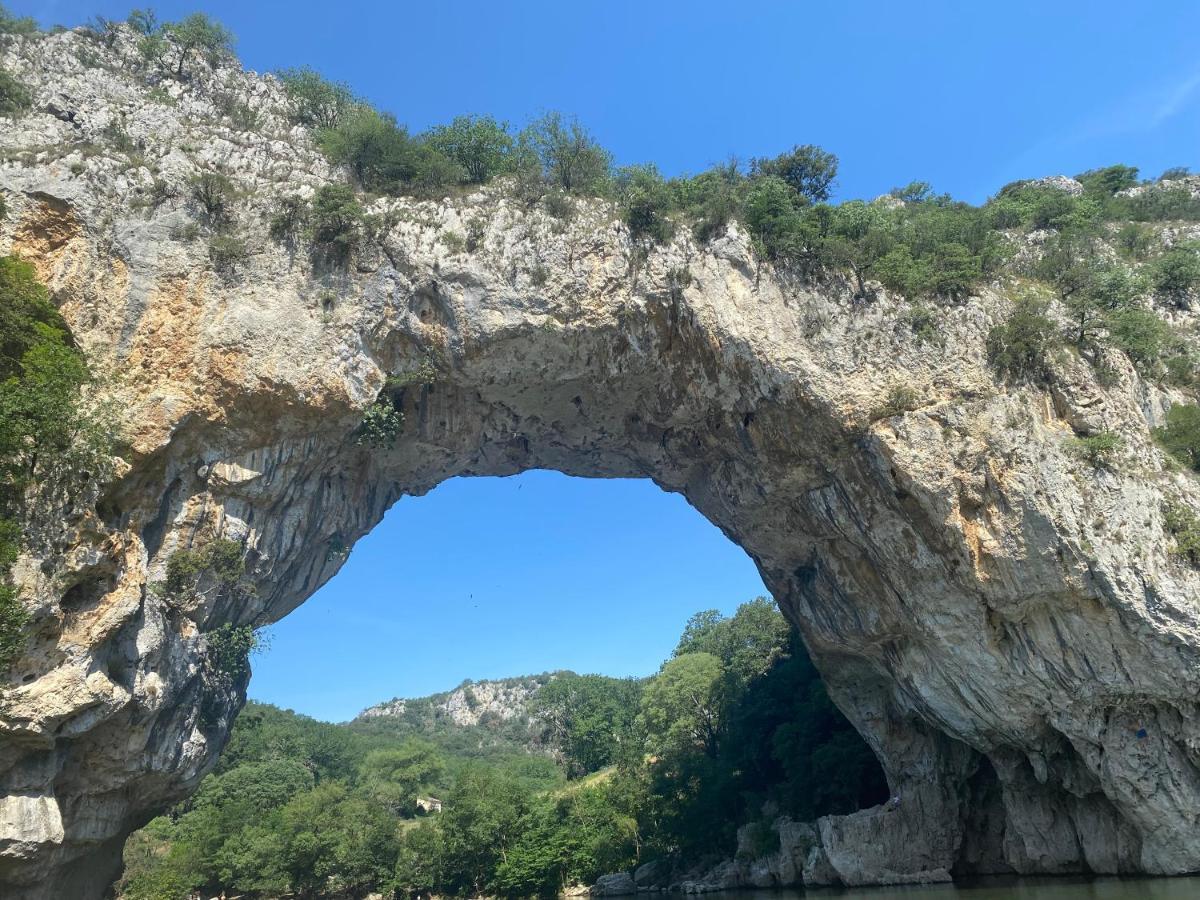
[3,25,1200,900]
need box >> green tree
[0,2,36,34]
[1150,243,1200,306]
[318,105,461,195]
[639,652,724,758]
[521,112,612,195]
[1155,403,1200,471]
[279,66,356,129]
[986,293,1058,381]
[164,13,235,79]
[532,673,643,778]
[424,114,514,184]
[1106,306,1171,372]
[751,144,838,203]
[359,740,445,816]
[1076,164,1140,197]
[436,766,533,896]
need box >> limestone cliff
[357,674,551,730]
[3,24,1200,900]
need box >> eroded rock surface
[3,25,1200,900]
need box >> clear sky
[13,1,1200,720]
[14,0,1200,203]
[248,473,766,722]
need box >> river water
[713,876,1200,899]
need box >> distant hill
[347,672,565,759]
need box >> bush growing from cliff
[308,183,363,266]
[164,538,246,597]
[1150,243,1200,306]
[355,400,404,448]
[616,164,675,244]
[1066,431,1123,468]
[0,257,111,671]
[1155,403,1200,471]
[278,66,356,129]
[986,293,1058,381]
[1163,502,1200,566]
[209,233,249,277]
[0,66,31,117]
[189,170,237,229]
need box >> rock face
[357,674,551,728]
[4,25,1200,900]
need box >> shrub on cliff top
[279,66,355,129]
[0,3,36,36]
[424,114,514,185]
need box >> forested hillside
[117,598,885,898]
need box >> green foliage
[208,233,249,276]
[751,144,838,203]
[672,161,742,243]
[615,164,675,244]
[0,3,36,35]
[986,293,1058,381]
[278,66,355,129]
[162,13,236,79]
[1163,502,1200,566]
[355,400,404,448]
[1066,430,1123,468]
[205,624,258,681]
[520,112,612,195]
[743,176,807,262]
[359,740,444,816]
[1106,306,1172,372]
[1150,243,1200,305]
[189,171,237,229]
[317,104,461,196]
[308,183,363,266]
[163,538,245,597]
[986,180,1098,232]
[1076,164,1140,197]
[875,383,920,420]
[424,114,514,184]
[0,257,110,671]
[0,65,31,117]
[532,674,642,778]
[127,8,158,35]
[640,652,724,758]
[268,194,309,244]
[1155,403,1200,471]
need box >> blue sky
[249,473,765,722]
[15,1,1200,203]
[14,1,1200,719]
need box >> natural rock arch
[3,30,1200,900]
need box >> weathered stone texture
[3,25,1200,899]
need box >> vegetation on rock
[118,598,884,898]
[0,256,110,670]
